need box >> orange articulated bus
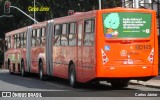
[5,8,158,88]
[5,21,47,76]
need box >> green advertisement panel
[102,12,151,38]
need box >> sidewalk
[130,75,160,89]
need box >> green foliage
[0,0,122,32]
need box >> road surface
[0,69,159,100]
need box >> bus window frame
[78,23,83,46]
[23,32,26,48]
[41,27,46,46]
[68,22,77,46]
[84,18,95,46]
[69,22,76,34]
[6,36,11,49]
[36,28,41,46]
[61,23,69,46]
[54,24,62,46]
[5,37,8,50]
[20,33,23,48]
[62,23,68,35]
[18,33,21,48]
[13,35,17,49]
[32,29,37,47]
[16,34,20,48]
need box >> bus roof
[99,7,156,13]
[5,27,27,37]
[31,21,48,29]
[53,10,97,23]
[5,21,48,37]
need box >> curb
[129,80,160,89]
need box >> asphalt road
[0,69,160,99]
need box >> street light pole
[99,0,101,10]
[10,6,38,23]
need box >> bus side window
[20,33,23,48]
[61,23,68,46]
[14,35,17,49]
[78,24,83,46]
[23,32,26,47]
[69,22,76,46]
[32,30,36,47]
[36,28,41,46]
[84,19,95,46]
[54,25,61,46]
[18,33,21,48]
[18,33,20,48]
[41,28,46,46]
[16,34,20,48]
[5,37,8,50]
[9,37,11,48]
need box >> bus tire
[111,80,129,88]
[21,61,26,77]
[69,64,78,88]
[39,61,45,81]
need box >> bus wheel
[69,64,77,88]
[21,61,26,77]
[39,61,45,81]
[111,80,129,88]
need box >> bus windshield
[103,12,151,38]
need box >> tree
[0,0,123,66]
